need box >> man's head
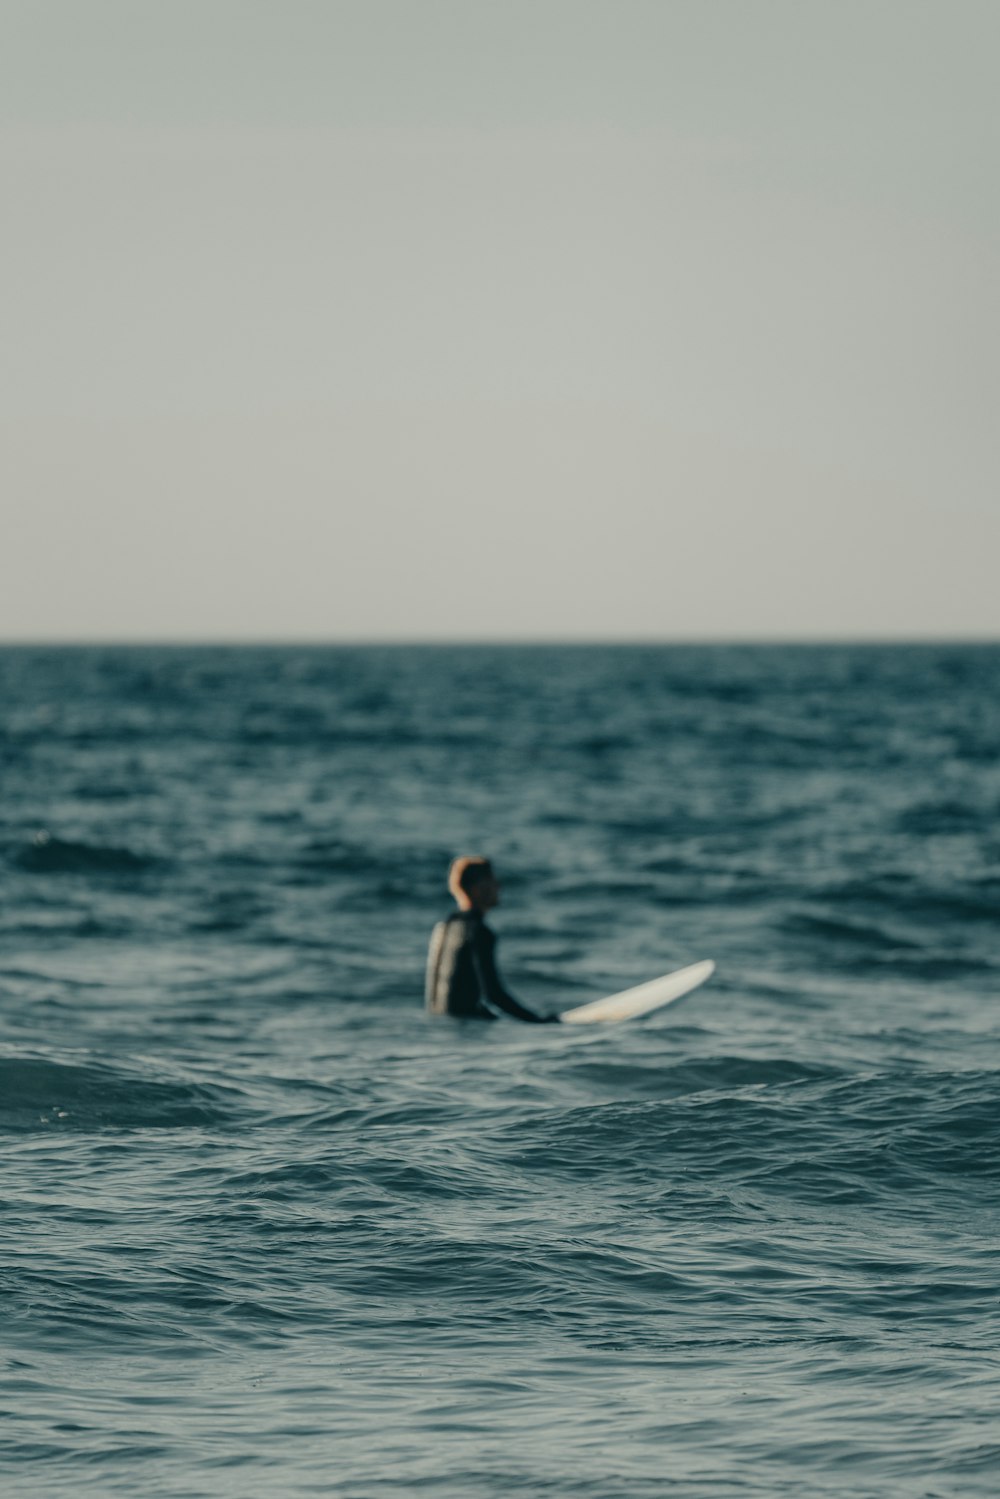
[448,856,500,912]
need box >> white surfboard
[558,959,715,1025]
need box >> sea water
[2,644,998,1497]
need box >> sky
[2,0,997,641]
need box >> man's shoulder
[433,911,490,942]
[432,911,478,938]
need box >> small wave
[573,733,632,755]
[808,876,1000,929]
[782,909,925,952]
[71,779,156,801]
[895,799,990,835]
[488,1067,1000,1201]
[12,832,158,876]
[0,1055,237,1133]
[561,1054,839,1102]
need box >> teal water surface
[2,645,999,1497]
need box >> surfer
[425,857,559,1022]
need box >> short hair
[448,856,495,899]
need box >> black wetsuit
[425,911,553,1022]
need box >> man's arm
[472,926,559,1023]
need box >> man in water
[425,857,559,1022]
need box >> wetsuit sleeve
[472,926,558,1023]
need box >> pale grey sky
[3,0,997,640]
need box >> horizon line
[1,635,998,649]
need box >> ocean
[2,643,998,1497]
